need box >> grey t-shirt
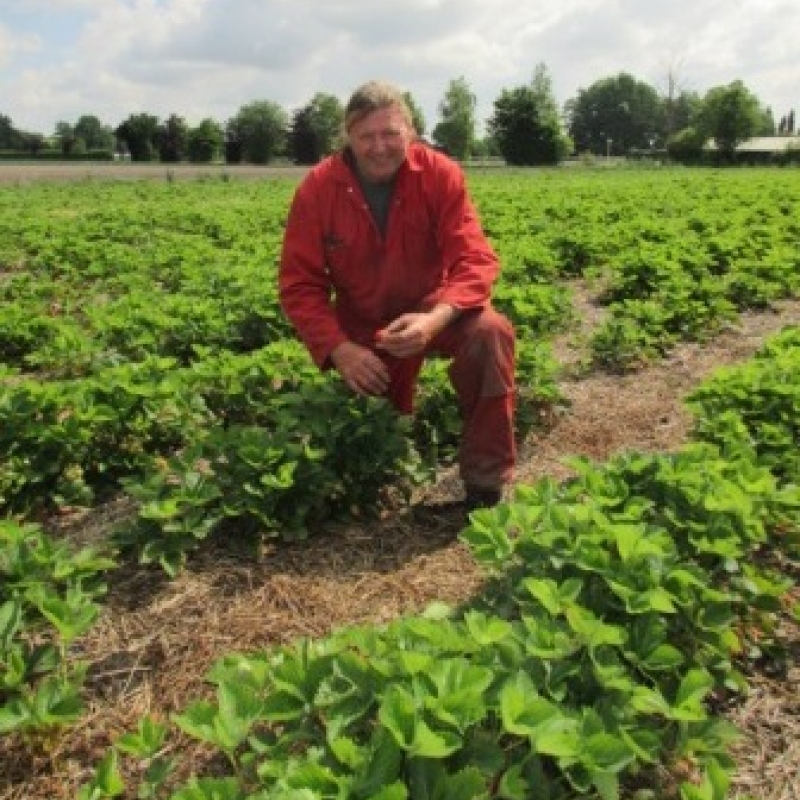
[356,170,395,236]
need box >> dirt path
[0,162,308,185]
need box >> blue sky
[2,0,798,136]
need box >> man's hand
[330,341,390,397]
[375,305,460,358]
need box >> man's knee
[450,307,515,397]
[467,307,515,364]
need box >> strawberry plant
[0,520,115,739]
[84,422,797,798]
[688,326,800,484]
[116,380,426,574]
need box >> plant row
[476,170,800,370]
[3,171,799,381]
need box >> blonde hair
[344,80,414,133]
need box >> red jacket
[279,141,500,368]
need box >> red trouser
[381,305,516,490]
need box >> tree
[115,113,160,161]
[664,90,702,138]
[156,114,189,162]
[403,91,426,137]
[187,118,223,163]
[19,131,45,155]
[488,63,570,165]
[488,85,570,166]
[529,62,561,121]
[224,118,244,164]
[55,122,77,156]
[566,72,663,155]
[666,126,706,164]
[56,115,113,156]
[288,92,343,164]
[288,107,319,165]
[758,106,776,136]
[74,115,114,151]
[697,80,763,159]
[0,114,15,149]
[308,92,344,156]
[432,76,476,160]
[228,100,288,164]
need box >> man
[279,80,516,510]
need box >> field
[0,162,309,185]
[0,165,798,800]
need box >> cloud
[0,23,40,69]
[2,0,798,135]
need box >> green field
[1,167,799,800]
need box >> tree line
[0,64,794,167]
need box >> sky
[2,0,798,137]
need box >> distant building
[703,135,800,163]
[735,135,800,155]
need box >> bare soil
[0,162,308,185]
[1,289,798,799]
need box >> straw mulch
[2,290,798,800]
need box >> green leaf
[523,578,567,615]
[611,522,663,563]
[460,513,515,567]
[94,750,126,797]
[393,650,435,676]
[564,606,626,649]
[216,678,262,745]
[260,689,307,722]
[378,684,415,749]
[434,766,487,800]
[77,750,125,799]
[642,644,685,671]
[0,698,30,734]
[496,764,529,800]
[499,671,560,737]
[0,600,22,648]
[592,769,620,800]
[582,732,635,772]
[168,777,244,800]
[35,593,99,645]
[328,735,362,770]
[421,601,452,620]
[410,719,461,759]
[534,720,581,759]
[172,701,219,747]
[115,714,167,757]
[629,686,672,718]
[619,728,661,764]
[365,783,408,800]
[31,674,83,727]
[675,669,714,709]
[697,603,735,632]
[351,727,404,798]
[142,756,175,797]
[463,610,512,646]
[706,758,731,800]
[419,658,492,732]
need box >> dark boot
[464,484,503,512]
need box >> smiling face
[346,103,414,184]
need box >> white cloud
[0,23,40,69]
[2,0,798,134]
